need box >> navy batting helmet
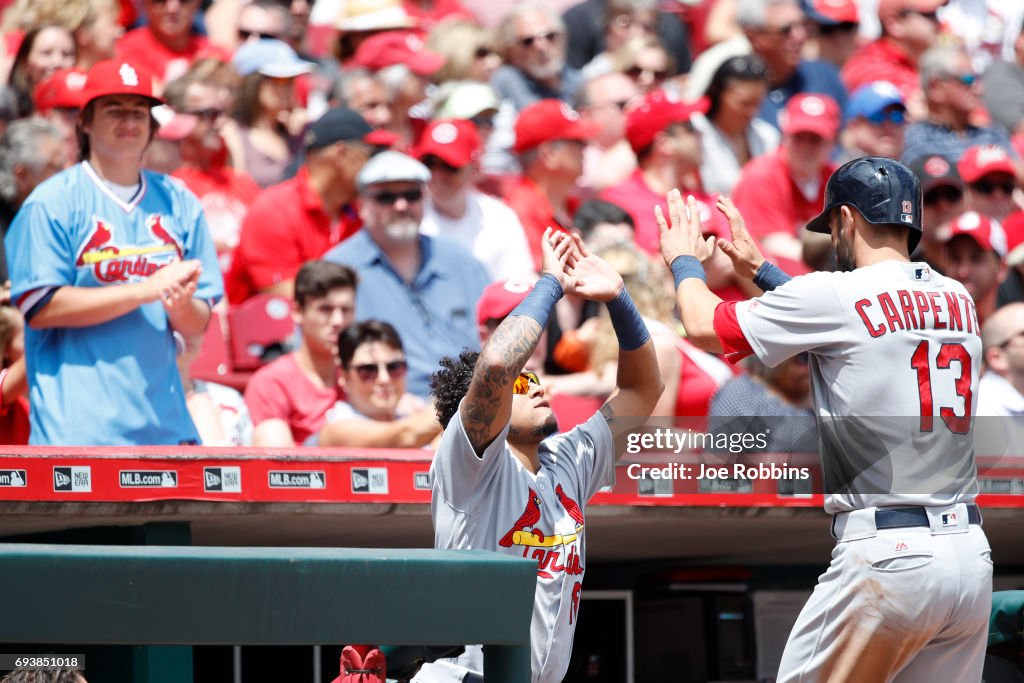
[807,156,923,252]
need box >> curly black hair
[2,668,83,683]
[430,349,480,429]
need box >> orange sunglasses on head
[512,371,541,395]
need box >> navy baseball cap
[847,81,905,120]
[304,107,374,151]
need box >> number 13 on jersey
[911,340,972,434]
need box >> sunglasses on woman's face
[352,360,408,382]
[512,371,541,395]
[626,65,668,81]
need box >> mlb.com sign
[268,471,326,489]
[119,470,178,488]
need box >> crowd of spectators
[1,0,1023,446]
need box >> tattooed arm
[461,229,575,454]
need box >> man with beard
[658,157,991,682]
[325,151,491,398]
[488,3,583,173]
[163,61,261,275]
[425,230,661,682]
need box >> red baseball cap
[513,99,601,154]
[1002,210,1024,266]
[780,93,841,140]
[351,30,445,77]
[33,67,87,112]
[413,119,481,168]
[957,144,1017,184]
[477,278,535,326]
[624,89,708,154]
[878,0,945,21]
[81,60,163,109]
[945,210,1008,257]
[804,0,859,24]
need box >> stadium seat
[227,294,295,371]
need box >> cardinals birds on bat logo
[75,214,184,283]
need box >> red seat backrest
[226,294,295,371]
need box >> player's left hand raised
[656,189,716,268]
[561,234,624,303]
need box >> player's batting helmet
[807,156,923,252]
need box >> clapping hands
[540,227,624,303]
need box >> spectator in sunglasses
[908,154,967,269]
[579,0,659,81]
[493,3,580,112]
[695,53,778,196]
[326,151,490,398]
[837,80,907,163]
[310,320,441,447]
[958,144,1022,221]
[741,0,848,130]
[611,35,674,94]
[427,21,503,84]
[414,119,532,281]
[902,46,1017,164]
[162,60,258,274]
[801,0,859,69]
[576,70,639,191]
[842,0,942,106]
[234,0,290,49]
[115,0,228,84]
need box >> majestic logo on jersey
[500,486,585,580]
[75,214,184,283]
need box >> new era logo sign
[351,467,388,494]
[203,467,241,493]
[54,466,91,492]
[0,470,26,487]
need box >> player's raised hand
[714,196,766,281]
[561,234,624,302]
[540,227,577,290]
[656,189,716,268]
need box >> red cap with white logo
[514,99,600,154]
[780,93,841,141]
[33,67,88,112]
[946,210,1008,257]
[957,144,1017,184]
[477,278,536,326]
[413,119,481,168]
[81,60,163,109]
[624,89,708,154]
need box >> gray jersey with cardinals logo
[429,399,614,683]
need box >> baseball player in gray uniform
[426,229,662,682]
[657,157,992,682]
